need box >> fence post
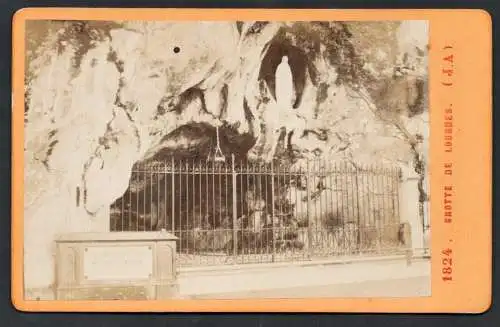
[399,162,425,258]
[421,175,431,255]
[354,166,361,248]
[232,154,238,256]
[306,160,313,257]
[171,157,175,232]
[271,159,275,262]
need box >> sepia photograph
[23,19,430,301]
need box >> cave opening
[109,159,307,259]
[258,31,310,109]
[143,122,256,164]
[109,154,404,266]
[110,158,305,230]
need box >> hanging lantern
[212,125,226,163]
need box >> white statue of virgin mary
[275,55,294,109]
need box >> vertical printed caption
[441,45,454,283]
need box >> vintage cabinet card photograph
[11,8,492,313]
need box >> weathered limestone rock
[23,20,428,295]
[23,21,280,294]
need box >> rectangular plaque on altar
[53,231,179,301]
[83,245,154,281]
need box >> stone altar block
[55,231,178,300]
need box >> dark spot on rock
[415,46,425,57]
[48,129,57,139]
[71,22,86,34]
[173,46,180,54]
[178,88,205,115]
[312,148,323,157]
[317,129,328,141]
[56,41,66,55]
[98,135,113,150]
[107,50,124,73]
[316,83,329,104]
[302,129,328,142]
[156,96,180,117]
[236,22,244,34]
[46,140,59,157]
[219,84,229,119]
[117,77,126,89]
[408,78,426,117]
[286,130,295,152]
[242,98,255,128]
[107,50,116,61]
[156,105,166,117]
[245,22,269,35]
[90,58,98,67]
[307,61,320,86]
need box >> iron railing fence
[110,156,405,266]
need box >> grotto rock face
[24,21,280,291]
[23,20,428,292]
[243,21,429,168]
